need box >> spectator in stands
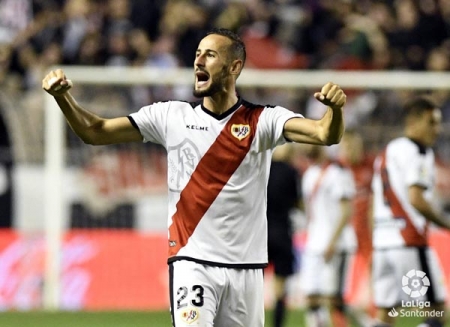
[129,0,164,41]
[426,45,450,122]
[160,0,210,68]
[0,0,35,45]
[7,0,63,89]
[73,31,105,66]
[104,27,132,66]
[60,0,94,65]
[2,0,450,87]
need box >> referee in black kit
[266,143,302,327]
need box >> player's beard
[193,66,228,98]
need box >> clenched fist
[314,82,346,111]
[42,69,73,96]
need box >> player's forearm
[319,107,344,145]
[421,210,449,229]
[283,112,344,145]
[409,186,450,229]
[328,200,352,248]
[412,197,450,229]
[54,92,105,145]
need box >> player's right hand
[42,69,73,96]
[314,82,346,111]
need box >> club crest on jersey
[167,139,201,191]
[180,308,199,324]
[231,124,250,140]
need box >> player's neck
[203,92,239,116]
[314,155,329,166]
[404,132,427,148]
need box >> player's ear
[230,59,243,77]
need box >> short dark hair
[403,97,438,120]
[207,28,246,65]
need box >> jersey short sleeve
[404,150,432,189]
[256,106,303,150]
[128,101,171,146]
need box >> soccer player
[338,130,376,326]
[266,143,302,327]
[371,97,449,327]
[300,144,356,327]
[42,28,347,327]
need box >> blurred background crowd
[1,0,450,228]
[2,0,450,84]
[1,0,450,146]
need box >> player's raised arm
[283,82,346,145]
[42,69,142,145]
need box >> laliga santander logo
[388,269,444,318]
[402,269,430,298]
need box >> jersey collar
[201,97,243,120]
[407,137,428,154]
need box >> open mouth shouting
[195,70,210,88]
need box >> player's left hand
[314,82,346,110]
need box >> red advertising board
[0,230,169,310]
[0,229,449,310]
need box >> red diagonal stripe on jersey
[168,104,264,257]
[380,150,427,246]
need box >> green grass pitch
[0,309,446,327]
[0,311,168,327]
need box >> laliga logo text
[389,269,444,319]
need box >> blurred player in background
[42,28,347,327]
[338,130,376,326]
[371,97,449,327]
[300,144,356,327]
[266,142,302,327]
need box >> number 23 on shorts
[174,284,205,325]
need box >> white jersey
[372,137,435,249]
[129,98,303,267]
[302,161,356,253]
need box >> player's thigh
[372,249,405,307]
[269,239,295,277]
[169,261,220,327]
[372,248,420,307]
[215,268,264,327]
[301,252,329,295]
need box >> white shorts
[372,247,447,308]
[300,251,352,297]
[169,260,264,327]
